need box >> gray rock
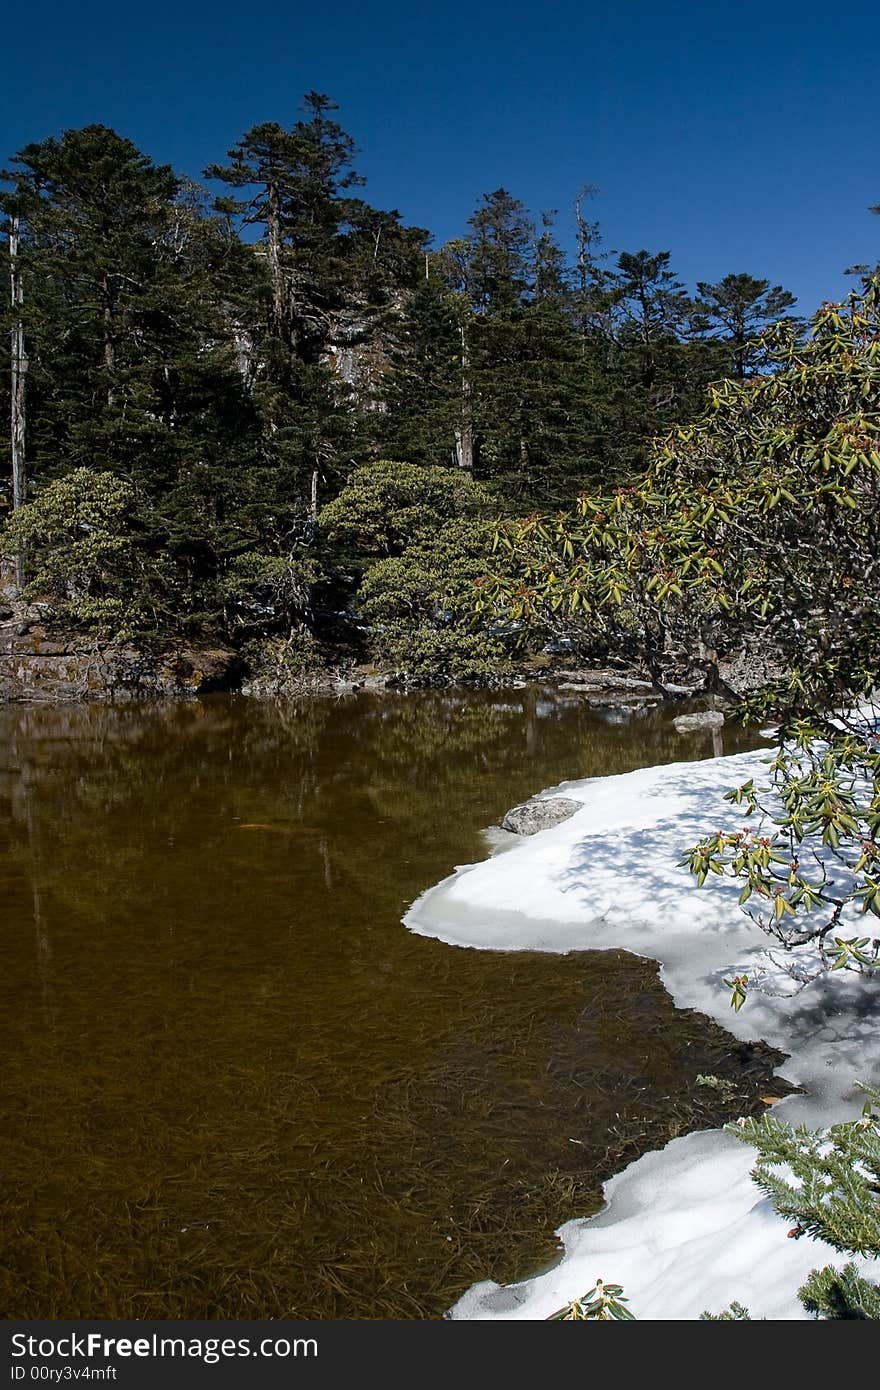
[501,796,582,835]
[557,670,654,692]
[673,710,726,733]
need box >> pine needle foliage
[730,1085,880,1319]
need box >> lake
[0,690,784,1317]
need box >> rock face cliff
[0,600,243,704]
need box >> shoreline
[404,748,880,1319]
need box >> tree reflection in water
[0,691,784,1318]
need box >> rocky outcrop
[552,647,784,701]
[501,796,582,836]
[0,603,243,704]
[556,669,656,693]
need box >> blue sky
[3,1,878,312]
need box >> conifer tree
[695,272,799,378]
[206,95,367,504]
[207,93,425,507]
[1,126,274,628]
[381,269,467,469]
[578,248,719,476]
[409,191,616,503]
[2,126,182,478]
[206,93,365,353]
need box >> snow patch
[404,747,880,1320]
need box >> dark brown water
[0,690,783,1319]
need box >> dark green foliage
[700,1301,753,1320]
[319,459,497,559]
[0,124,277,630]
[799,1264,880,1320]
[382,195,742,506]
[596,249,729,467]
[694,272,800,378]
[205,93,427,505]
[205,92,366,358]
[609,249,693,364]
[2,125,260,489]
[379,275,467,469]
[0,97,800,665]
[357,515,510,681]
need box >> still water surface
[0,690,782,1318]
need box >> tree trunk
[9,214,27,589]
[454,424,474,471]
[573,184,600,343]
[310,467,319,520]
[454,323,474,470]
[734,335,746,379]
[267,181,285,334]
[102,274,115,406]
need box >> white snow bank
[451,1132,875,1321]
[403,747,880,1320]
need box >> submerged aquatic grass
[0,690,783,1317]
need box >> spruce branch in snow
[730,1084,880,1319]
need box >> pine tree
[206,95,367,505]
[609,249,692,378]
[381,269,467,469]
[2,126,182,480]
[206,93,365,355]
[416,191,614,503]
[0,126,280,630]
[207,93,425,508]
[694,272,799,378]
[587,248,721,475]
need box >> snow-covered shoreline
[403,747,880,1320]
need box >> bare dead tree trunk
[454,323,474,470]
[574,183,601,345]
[101,273,116,407]
[453,425,474,470]
[310,467,319,520]
[9,214,27,589]
[267,180,285,334]
[231,321,253,382]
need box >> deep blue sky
[3,1,878,312]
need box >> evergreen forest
[1,93,812,681]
